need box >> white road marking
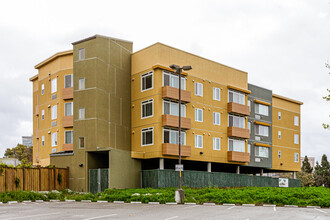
[3,212,61,220]
[164,216,179,220]
[273,206,276,211]
[83,214,118,220]
[227,206,236,210]
[314,208,327,214]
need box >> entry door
[89,168,109,194]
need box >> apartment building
[30,35,302,191]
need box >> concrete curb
[113,201,124,204]
[81,200,91,203]
[307,206,321,208]
[184,203,196,205]
[8,201,18,204]
[35,200,44,203]
[130,201,142,204]
[263,204,276,207]
[222,203,235,206]
[65,200,76,202]
[166,202,177,205]
[284,205,298,208]
[0,202,2,204]
[242,204,255,207]
[50,200,60,202]
[203,203,215,206]
[22,200,32,203]
[148,202,160,205]
[97,201,108,203]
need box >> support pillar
[293,171,297,179]
[260,169,264,176]
[207,162,211,172]
[159,158,164,170]
[236,165,240,174]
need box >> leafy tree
[323,62,330,129]
[4,144,32,164]
[314,154,330,187]
[301,155,313,173]
[297,172,314,187]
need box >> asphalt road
[0,202,329,220]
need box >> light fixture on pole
[169,64,192,204]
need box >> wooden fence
[0,168,69,193]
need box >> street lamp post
[169,64,192,204]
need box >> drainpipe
[236,165,240,174]
[159,158,164,170]
[207,162,211,172]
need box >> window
[228,90,245,105]
[65,74,73,88]
[248,122,251,131]
[278,112,281,120]
[213,88,220,101]
[294,116,299,126]
[255,146,269,158]
[41,84,45,95]
[51,78,57,93]
[163,100,186,117]
[51,105,57,120]
[195,135,203,148]
[79,108,85,120]
[163,71,186,90]
[213,112,220,125]
[41,110,45,120]
[79,78,85,90]
[51,133,57,147]
[41,136,45,146]
[65,131,73,144]
[255,124,269,137]
[78,48,85,60]
[141,71,153,91]
[248,100,251,112]
[141,127,153,146]
[195,82,203,96]
[213,137,220,150]
[141,99,153,118]
[163,128,186,145]
[247,144,251,154]
[255,103,268,116]
[228,139,245,152]
[294,134,299,144]
[278,131,281,139]
[79,137,85,149]
[278,150,281,159]
[195,108,203,122]
[294,153,299,162]
[65,102,73,116]
[228,115,245,128]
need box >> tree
[323,62,330,129]
[314,154,330,187]
[4,144,33,164]
[301,155,313,173]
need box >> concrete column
[260,169,264,176]
[236,165,240,174]
[293,171,297,179]
[159,158,164,170]
[207,162,211,172]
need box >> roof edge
[273,94,303,105]
[34,50,73,69]
[72,34,133,45]
[29,74,38,81]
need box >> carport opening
[88,151,109,169]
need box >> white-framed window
[278,131,281,139]
[278,112,281,120]
[255,146,269,158]
[41,109,45,120]
[51,105,57,120]
[65,102,73,116]
[64,74,73,88]
[255,124,269,137]
[255,103,268,116]
[195,82,203,96]
[141,71,153,91]
[213,87,220,101]
[294,153,299,162]
[294,116,299,126]
[248,100,251,112]
[163,128,186,145]
[51,132,57,147]
[163,71,186,90]
[195,135,203,148]
[79,137,85,149]
[228,115,245,128]
[228,90,245,105]
[163,100,186,117]
[247,144,251,153]
[79,78,85,90]
[195,108,203,122]
[228,138,245,152]
[79,108,85,120]
[78,48,85,60]
[213,112,220,125]
[213,137,220,150]
[294,134,299,144]
[278,150,281,159]
[141,127,154,146]
[65,130,73,144]
[41,84,45,95]
[51,78,57,93]
[41,136,45,146]
[248,122,251,131]
[141,99,153,118]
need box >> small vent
[52,94,57,100]
[52,121,57,127]
[255,136,261,141]
[255,158,261,162]
[52,148,57,153]
[255,115,261,119]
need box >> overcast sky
[0,0,329,164]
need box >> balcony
[162,86,191,103]
[62,144,73,151]
[62,87,73,100]
[162,143,191,157]
[227,151,250,163]
[63,116,73,128]
[162,114,191,130]
[227,102,250,116]
[227,127,250,139]
[35,105,39,116]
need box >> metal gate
[89,168,109,194]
